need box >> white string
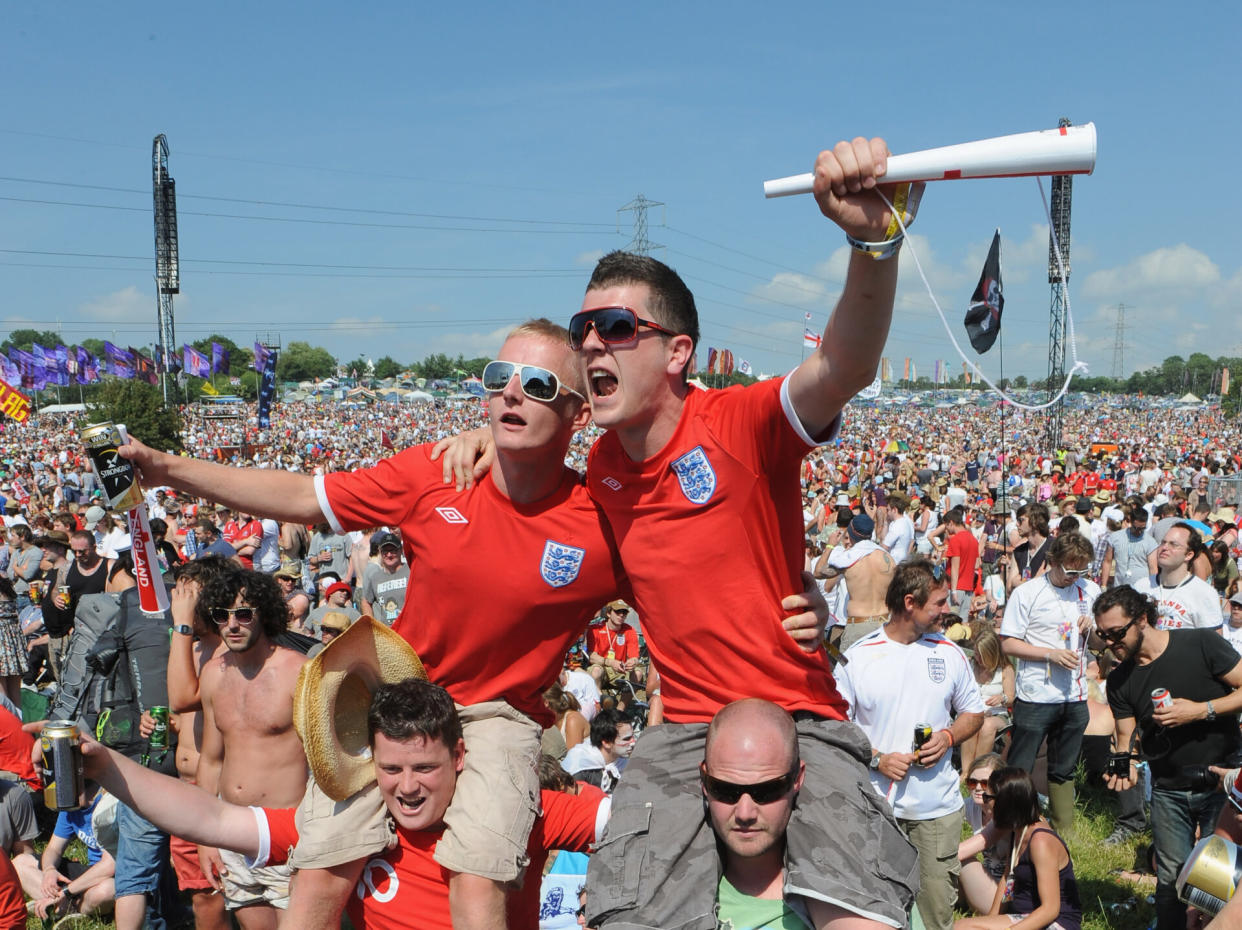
[874,178,1087,411]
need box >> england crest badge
[541,540,585,588]
[927,656,947,684]
[670,446,716,505]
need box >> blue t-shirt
[53,793,104,865]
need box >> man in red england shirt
[569,138,923,930]
[120,320,623,930]
[80,679,608,930]
[585,600,641,689]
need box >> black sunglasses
[701,767,798,805]
[1096,617,1138,644]
[211,606,257,626]
[482,360,584,403]
[567,306,679,351]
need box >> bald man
[699,700,810,929]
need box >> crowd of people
[0,136,1241,930]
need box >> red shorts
[170,834,213,891]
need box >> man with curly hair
[194,569,307,930]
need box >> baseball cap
[606,599,630,613]
[847,514,875,543]
[1101,506,1125,524]
[319,612,351,634]
[376,532,401,550]
[84,505,107,530]
[324,581,352,600]
[1231,592,1242,607]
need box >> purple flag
[183,344,211,378]
[75,347,100,384]
[253,342,271,374]
[211,342,229,375]
[105,342,135,379]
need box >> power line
[0,195,619,235]
[0,175,615,227]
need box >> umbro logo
[601,477,622,491]
[435,506,468,524]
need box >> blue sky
[3,2,1239,382]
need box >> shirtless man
[166,557,236,930]
[195,568,308,930]
[815,512,896,652]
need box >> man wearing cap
[272,563,311,630]
[815,512,896,653]
[586,601,640,689]
[308,581,359,636]
[33,529,73,679]
[1134,522,1221,631]
[1223,591,1242,655]
[317,611,351,645]
[360,533,408,625]
[48,530,107,679]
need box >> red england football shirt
[317,445,627,724]
[586,377,848,724]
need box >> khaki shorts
[219,846,292,910]
[292,699,542,885]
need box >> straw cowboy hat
[293,616,426,801]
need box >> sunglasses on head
[567,306,679,351]
[482,360,584,403]
[211,606,257,626]
[1096,617,1138,644]
[701,767,798,805]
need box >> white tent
[1178,392,1202,404]
[402,390,435,404]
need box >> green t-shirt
[716,875,811,930]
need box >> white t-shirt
[1222,623,1242,656]
[836,626,984,821]
[255,519,281,573]
[562,668,601,722]
[1001,575,1099,704]
[883,515,915,564]
[1133,574,1223,631]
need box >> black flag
[964,230,1004,353]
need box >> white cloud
[1081,244,1220,298]
[79,286,149,322]
[574,249,606,266]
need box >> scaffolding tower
[153,134,180,403]
[1043,118,1074,453]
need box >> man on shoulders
[836,560,983,930]
[1133,522,1221,630]
[574,136,923,930]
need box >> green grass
[1070,778,1156,930]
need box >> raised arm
[786,138,924,440]
[120,435,323,523]
[81,737,260,856]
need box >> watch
[172,624,193,636]
[870,753,882,770]
[1206,700,1217,722]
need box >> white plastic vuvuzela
[763,123,1097,198]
